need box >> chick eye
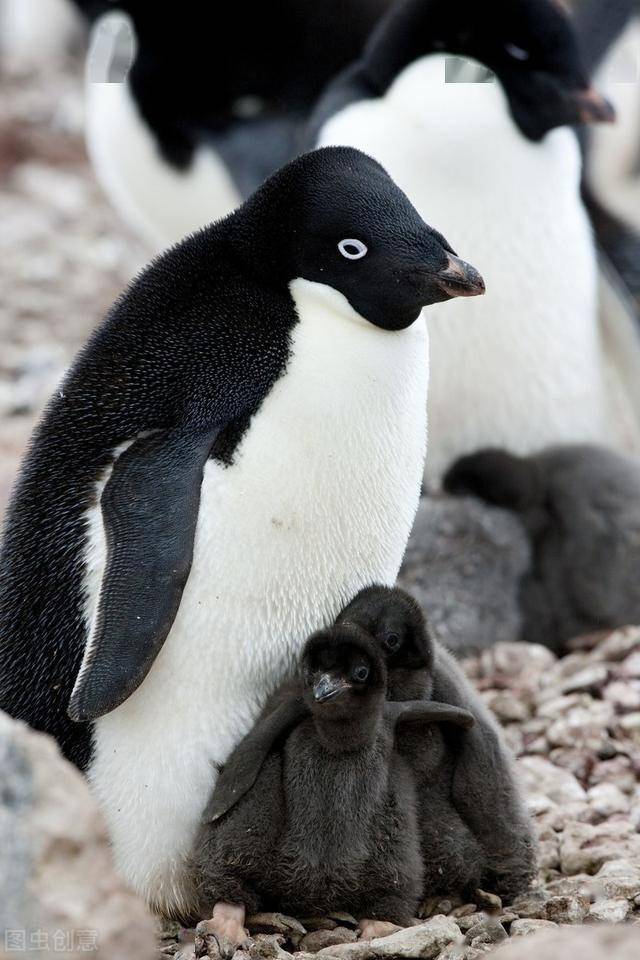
[505,42,530,61]
[338,239,368,260]
[353,664,370,683]
[383,633,402,652]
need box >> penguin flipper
[385,699,475,729]
[68,425,221,722]
[204,695,309,822]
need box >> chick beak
[435,253,486,299]
[571,87,616,125]
[313,673,351,703]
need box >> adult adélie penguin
[310,0,640,484]
[0,146,484,918]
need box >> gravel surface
[2,58,639,960]
[161,628,640,960]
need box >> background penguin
[191,624,475,945]
[81,0,391,249]
[574,0,640,311]
[308,0,640,484]
[576,0,640,235]
[444,443,640,652]
[211,586,537,903]
[0,145,484,918]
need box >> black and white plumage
[308,0,640,483]
[191,624,475,937]
[445,444,640,652]
[0,146,484,917]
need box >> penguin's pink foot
[357,919,402,941]
[196,903,249,958]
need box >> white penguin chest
[87,279,429,914]
[317,56,611,482]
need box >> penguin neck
[218,189,294,288]
[311,697,385,754]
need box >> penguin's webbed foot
[357,919,402,941]
[196,903,249,959]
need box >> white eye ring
[505,42,530,61]
[338,238,368,260]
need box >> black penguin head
[337,586,433,673]
[226,146,484,331]
[444,448,543,512]
[369,0,614,141]
[301,624,387,748]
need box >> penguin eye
[505,42,530,61]
[383,632,402,652]
[352,664,370,683]
[338,239,368,260]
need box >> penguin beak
[313,673,352,703]
[569,87,616,126]
[433,253,486,299]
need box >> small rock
[316,942,375,960]
[510,919,558,937]
[603,681,640,712]
[527,794,554,816]
[487,924,640,959]
[372,916,463,958]
[455,914,487,933]
[544,874,593,898]
[483,690,530,723]
[537,694,585,719]
[247,914,307,937]
[474,890,502,912]
[510,890,549,919]
[546,703,614,752]
[299,928,358,953]
[594,627,640,663]
[616,713,640,741]
[247,934,292,960]
[619,650,640,678]
[588,783,630,817]
[450,905,478,919]
[589,756,636,793]
[542,895,590,924]
[588,898,631,923]
[560,666,609,695]
[593,859,640,899]
[518,756,587,804]
[464,917,507,946]
[629,803,640,830]
[479,642,557,680]
[548,748,594,783]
